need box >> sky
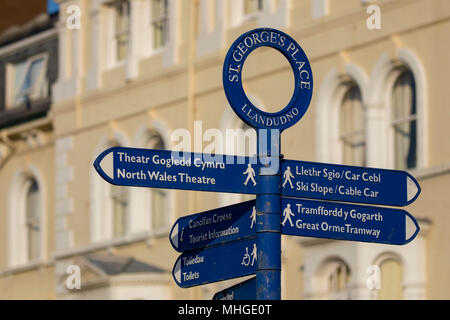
[47,0,59,15]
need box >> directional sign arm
[172,238,257,288]
[94,147,259,195]
[281,159,421,207]
[169,200,256,252]
[281,198,420,245]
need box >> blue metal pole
[256,129,281,300]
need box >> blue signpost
[170,200,256,252]
[93,28,422,300]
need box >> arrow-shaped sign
[281,160,421,207]
[172,238,257,288]
[212,277,256,300]
[94,147,259,195]
[281,197,420,245]
[170,200,256,252]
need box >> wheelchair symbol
[241,244,257,267]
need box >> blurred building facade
[0,0,449,299]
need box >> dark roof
[0,13,57,48]
[85,254,168,275]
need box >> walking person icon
[250,207,256,229]
[282,204,295,227]
[283,166,294,189]
[250,243,257,266]
[243,164,257,186]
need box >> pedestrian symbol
[250,207,256,229]
[283,166,294,189]
[243,164,257,187]
[282,204,295,227]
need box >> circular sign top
[223,28,313,131]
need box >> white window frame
[338,83,366,166]
[230,0,290,29]
[103,0,130,69]
[316,65,369,165]
[150,0,170,51]
[6,53,49,108]
[387,68,418,171]
[368,49,427,170]
[373,253,404,300]
[142,0,177,61]
[320,259,352,300]
[243,0,264,21]
[8,168,47,268]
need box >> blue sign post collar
[223,28,313,131]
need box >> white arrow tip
[173,259,181,284]
[171,223,178,249]
[407,175,419,202]
[405,214,419,242]
[99,152,114,179]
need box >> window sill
[106,60,126,71]
[150,227,170,239]
[0,97,50,129]
[53,231,152,260]
[408,162,450,181]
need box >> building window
[111,184,129,238]
[326,261,351,299]
[25,178,41,262]
[339,85,365,166]
[151,189,167,230]
[244,0,263,15]
[7,54,48,108]
[391,69,417,170]
[379,258,404,300]
[9,172,44,266]
[113,0,130,62]
[151,0,169,49]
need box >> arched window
[151,0,169,49]
[391,69,417,170]
[111,184,129,238]
[25,178,41,261]
[339,84,365,166]
[9,170,44,266]
[379,258,404,300]
[326,261,351,299]
[316,258,352,300]
[113,0,130,62]
[244,0,263,15]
